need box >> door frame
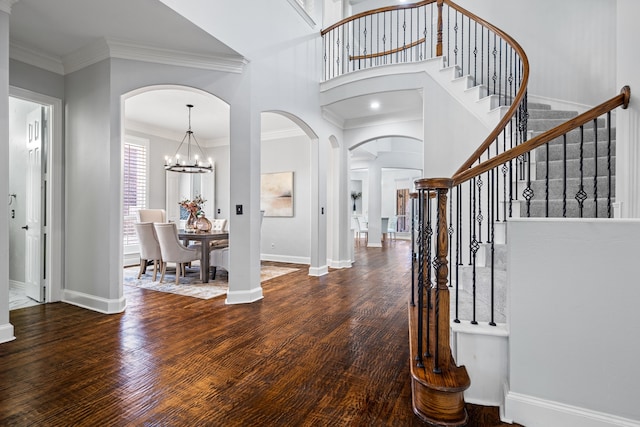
[9,86,63,303]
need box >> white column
[0,1,15,343]
[226,67,263,304]
[367,163,382,247]
[616,0,640,219]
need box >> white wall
[261,135,312,263]
[506,219,640,426]
[454,0,617,108]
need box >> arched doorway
[121,85,230,290]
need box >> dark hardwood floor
[1,240,520,426]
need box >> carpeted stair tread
[534,139,616,162]
[528,108,578,119]
[535,156,616,179]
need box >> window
[123,141,148,247]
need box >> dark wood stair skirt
[408,302,471,426]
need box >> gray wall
[261,134,312,262]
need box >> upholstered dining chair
[209,247,229,280]
[137,209,166,223]
[209,218,228,249]
[356,216,369,245]
[387,215,398,241]
[153,223,200,284]
[133,222,162,281]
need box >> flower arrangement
[351,192,362,212]
[179,195,206,216]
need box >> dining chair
[210,218,228,248]
[137,209,166,223]
[356,216,369,245]
[387,215,398,241]
[210,247,229,280]
[133,222,162,281]
[153,223,200,284]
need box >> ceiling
[8,0,423,149]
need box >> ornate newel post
[409,178,470,427]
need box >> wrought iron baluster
[411,193,416,306]
[545,139,549,217]
[473,22,478,86]
[454,185,461,323]
[563,134,568,217]
[607,112,612,218]
[470,177,479,325]
[433,189,443,373]
[576,125,587,217]
[593,118,599,217]
[416,191,425,367]
[477,172,483,243]
[425,193,433,359]
[453,11,459,66]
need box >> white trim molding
[62,290,127,314]
[10,37,248,76]
[308,265,328,276]
[286,0,316,28]
[225,287,264,305]
[0,0,19,14]
[504,391,640,427]
[0,323,16,344]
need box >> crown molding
[10,42,65,75]
[11,36,248,76]
[321,108,345,129]
[0,0,18,14]
[63,37,248,75]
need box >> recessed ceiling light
[370,101,380,110]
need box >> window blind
[123,142,148,246]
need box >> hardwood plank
[0,241,520,426]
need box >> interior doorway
[8,89,63,310]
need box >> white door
[25,107,45,302]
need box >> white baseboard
[225,287,263,305]
[0,323,16,344]
[261,254,310,265]
[62,290,127,314]
[504,391,640,427]
[328,259,352,269]
[308,265,328,276]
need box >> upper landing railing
[321,0,530,175]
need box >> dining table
[178,229,229,283]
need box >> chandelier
[164,104,213,173]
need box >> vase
[196,215,212,232]
[186,211,198,231]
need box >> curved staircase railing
[323,2,630,426]
[321,2,528,425]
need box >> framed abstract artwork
[261,172,294,217]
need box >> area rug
[123,263,299,300]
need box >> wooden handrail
[452,86,631,187]
[447,0,530,176]
[349,38,426,61]
[320,0,437,36]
